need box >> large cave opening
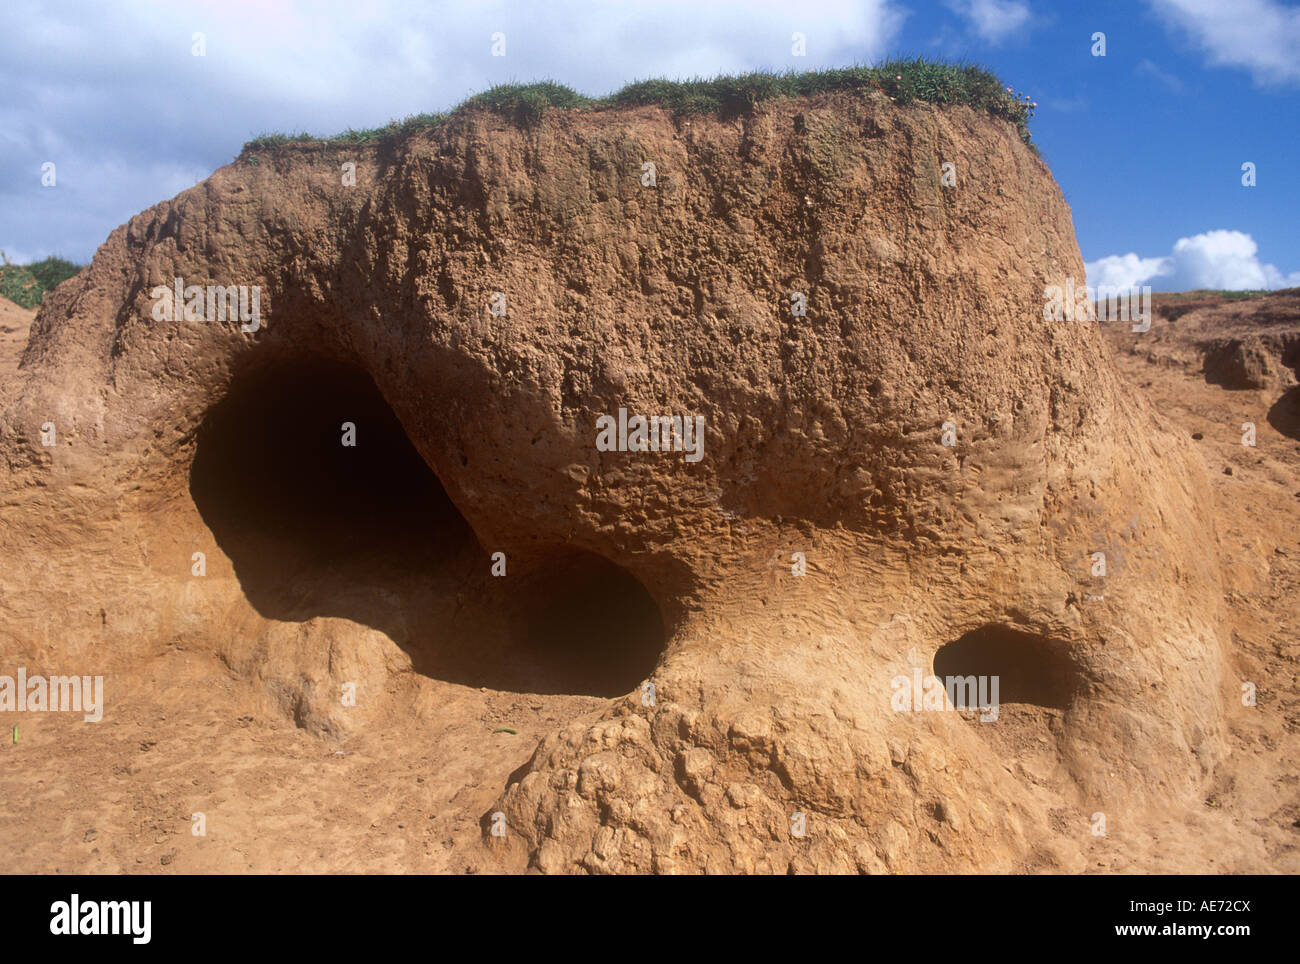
[189,355,664,697]
[190,357,470,565]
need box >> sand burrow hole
[933,624,1080,710]
[188,355,665,697]
[932,624,1083,759]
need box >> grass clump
[610,59,1034,133]
[240,59,1040,154]
[461,81,595,126]
[0,253,83,309]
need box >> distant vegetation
[244,59,1039,153]
[1157,289,1275,299]
[0,254,83,309]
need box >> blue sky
[1,0,1297,291]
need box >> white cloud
[1148,0,1300,86]
[943,0,1032,44]
[1086,230,1300,292]
[1086,252,1172,292]
[0,0,905,263]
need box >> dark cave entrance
[190,357,470,563]
[931,624,1082,765]
[932,625,1080,710]
[1267,385,1300,440]
[189,356,665,697]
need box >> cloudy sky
[1,0,1297,291]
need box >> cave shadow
[189,355,664,697]
[1267,386,1300,441]
[932,624,1080,710]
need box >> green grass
[0,254,83,309]
[242,59,1038,154]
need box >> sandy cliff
[0,90,1240,872]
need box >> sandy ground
[0,646,599,873]
[1091,310,1300,873]
[1,292,1297,874]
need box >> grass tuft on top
[0,253,84,309]
[241,59,1039,154]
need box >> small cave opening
[189,355,665,698]
[932,624,1079,711]
[1267,385,1300,441]
[508,547,666,697]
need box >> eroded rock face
[0,90,1227,872]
